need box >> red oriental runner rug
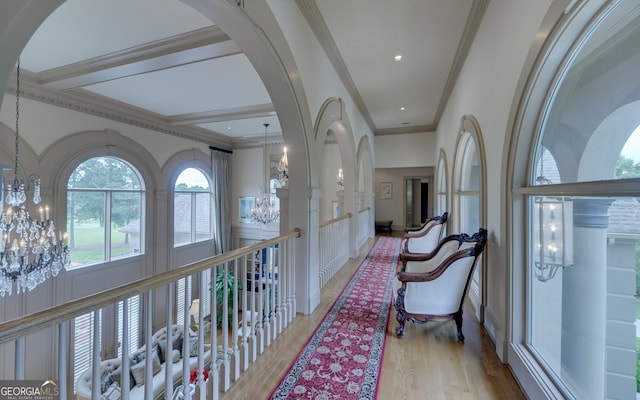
[270,236,401,399]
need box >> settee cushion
[171,349,181,363]
[99,370,113,394]
[76,325,210,400]
[130,350,162,386]
[108,365,135,390]
[102,382,120,400]
[157,331,183,364]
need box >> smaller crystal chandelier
[251,123,280,226]
[0,60,71,297]
[336,168,345,191]
[277,146,288,188]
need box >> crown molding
[432,0,490,128]
[295,0,377,133]
[6,71,231,148]
[297,0,488,136]
[168,103,276,125]
[375,125,435,136]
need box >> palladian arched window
[173,167,212,246]
[518,1,640,397]
[67,156,144,267]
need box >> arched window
[453,116,486,321]
[173,168,212,246]
[67,156,144,267]
[512,1,640,397]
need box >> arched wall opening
[0,0,319,314]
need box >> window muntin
[526,1,640,398]
[67,157,144,267]
[174,168,211,246]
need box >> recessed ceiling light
[226,126,232,130]
[400,107,406,111]
[394,54,402,61]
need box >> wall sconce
[534,196,573,282]
[337,168,344,191]
[278,147,288,187]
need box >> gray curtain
[211,149,231,254]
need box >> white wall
[435,0,554,359]
[374,132,436,168]
[374,167,432,231]
[0,94,210,168]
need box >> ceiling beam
[34,26,241,90]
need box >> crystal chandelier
[0,60,71,297]
[251,123,280,225]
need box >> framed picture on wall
[239,197,255,223]
[380,182,392,199]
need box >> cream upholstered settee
[76,325,212,400]
[401,212,448,254]
[394,228,487,340]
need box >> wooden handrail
[0,228,302,345]
[319,213,352,228]
[358,207,371,214]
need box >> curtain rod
[209,145,233,154]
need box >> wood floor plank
[219,235,525,400]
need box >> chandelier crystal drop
[251,123,280,226]
[0,59,71,297]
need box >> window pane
[461,139,479,191]
[174,193,192,246]
[195,192,211,241]
[175,168,209,191]
[68,157,141,190]
[530,196,638,398]
[112,191,142,258]
[460,194,479,234]
[67,191,105,267]
[533,0,640,185]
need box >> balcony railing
[318,214,351,289]
[0,228,301,400]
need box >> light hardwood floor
[219,235,525,400]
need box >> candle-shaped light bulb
[45,206,49,220]
[39,207,44,221]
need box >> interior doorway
[405,177,430,227]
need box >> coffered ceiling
[8,0,486,148]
